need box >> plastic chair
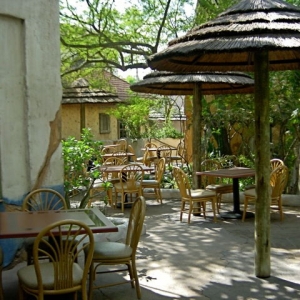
[173,167,217,224]
[86,196,146,299]
[22,189,67,265]
[201,159,233,209]
[114,164,144,212]
[17,219,94,300]
[142,158,166,204]
[0,247,4,300]
[242,165,288,221]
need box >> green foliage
[62,128,106,208]
[60,0,195,76]
[108,91,184,139]
[153,124,184,139]
[195,0,238,25]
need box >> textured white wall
[0,0,63,266]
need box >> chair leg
[127,263,135,288]
[212,197,217,222]
[202,202,206,219]
[188,202,193,224]
[278,198,284,221]
[88,264,94,300]
[0,266,3,300]
[121,193,126,213]
[242,198,249,222]
[180,201,185,222]
[131,259,141,299]
[155,188,162,204]
[107,188,113,207]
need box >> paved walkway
[3,198,300,299]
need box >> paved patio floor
[3,197,300,299]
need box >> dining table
[98,163,154,173]
[0,208,118,239]
[102,152,135,160]
[196,167,256,219]
[98,164,154,208]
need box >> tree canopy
[60,0,195,77]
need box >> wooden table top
[196,167,255,178]
[102,152,134,158]
[99,164,153,173]
[0,208,118,239]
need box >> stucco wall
[0,0,63,266]
[61,103,119,140]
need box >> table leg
[220,178,254,220]
[233,178,240,213]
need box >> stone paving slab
[2,198,300,300]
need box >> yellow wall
[61,103,119,141]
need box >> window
[99,113,110,133]
[118,121,127,138]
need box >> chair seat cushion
[170,155,182,160]
[114,182,141,190]
[244,188,256,197]
[191,189,216,198]
[92,242,132,260]
[141,180,158,186]
[17,262,83,289]
[206,184,233,193]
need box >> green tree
[108,91,184,139]
[62,128,107,208]
[60,0,195,77]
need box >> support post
[254,50,271,278]
[192,83,202,189]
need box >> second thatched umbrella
[147,0,300,278]
[130,71,254,192]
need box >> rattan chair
[244,158,285,191]
[22,188,67,212]
[136,148,152,166]
[141,158,166,204]
[201,159,233,209]
[270,158,284,170]
[114,164,144,212]
[155,145,172,166]
[116,139,128,151]
[89,157,124,207]
[242,165,288,221]
[143,142,158,161]
[0,247,4,300]
[173,167,217,224]
[170,141,186,165]
[127,144,137,162]
[17,219,94,300]
[22,188,67,265]
[86,196,146,299]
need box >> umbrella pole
[193,83,202,189]
[254,50,271,278]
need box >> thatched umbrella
[147,0,300,278]
[131,70,254,188]
[130,71,254,95]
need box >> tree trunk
[254,50,271,278]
